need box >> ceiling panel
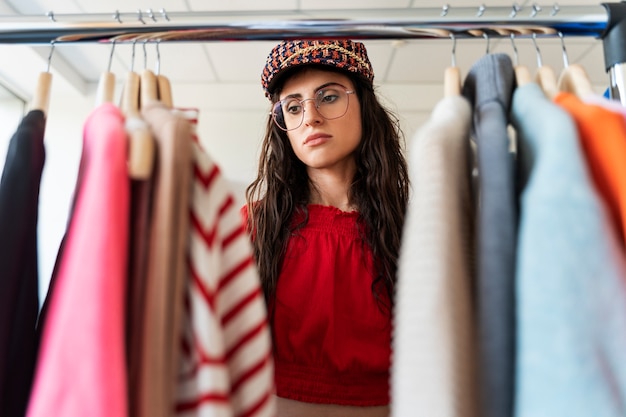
[149,42,216,82]
[186,0,299,12]
[5,0,80,14]
[204,41,275,83]
[72,0,190,14]
[301,0,411,9]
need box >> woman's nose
[302,99,323,126]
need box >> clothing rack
[1,4,626,101]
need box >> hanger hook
[147,9,157,22]
[531,3,542,18]
[142,39,148,70]
[531,32,543,68]
[137,9,146,25]
[510,33,519,66]
[477,4,486,17]
[449,33,457,67]
[558,31,569,67]
[510,3,521,18]
[131,39,137,72]
[107,40,116,73]
[155,39,161,75]
[46,40,56,72]
[113,10,122,24]
[483,32,490,54]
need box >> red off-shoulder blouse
[244,204,391,406]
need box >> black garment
[0,110,46,417]
[462,54,517,417]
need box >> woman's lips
[303,133,331,146]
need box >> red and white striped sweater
[175,110,275,417]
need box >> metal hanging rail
[1,3,626,101]
[0,5,609,44]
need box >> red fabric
[245,204,391,406]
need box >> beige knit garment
[391,95,478,417]
[135,102,193,417]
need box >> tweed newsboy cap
[261,39,375,99]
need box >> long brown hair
[245,67,409,314]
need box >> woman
[245,39,409,416]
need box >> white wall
[2,71,606,304]
[19,79,431,303]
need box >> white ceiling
[0,0,609,99]
[0,0,611,188]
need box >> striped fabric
[175,109,275,417]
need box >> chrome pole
[0,5,608,44]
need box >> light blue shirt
[512,83,626,417]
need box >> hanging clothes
[174,107,275,417]
[26,102,129,417]
[125,115,156,417]
[135,102,192,417]
[462,52,517,417]
[0,110,45,417]
[554,92,626,249]
[392,95,478,417]
[512,82,626,417]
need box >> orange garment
[555,92,626,248]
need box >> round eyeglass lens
[271,86,352,131]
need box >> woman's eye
[319,90,339,104]
[285,101,302,114]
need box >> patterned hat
[261,39,374,99]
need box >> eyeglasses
[271,85,355,131]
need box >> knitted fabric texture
[261,39,374,98]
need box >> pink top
[27,103,129,417]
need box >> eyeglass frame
[270,84,356,132]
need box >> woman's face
[278,68,362,174]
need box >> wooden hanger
[505,31,532,87]
[140,69,158,107]
[528,32,558,98]
[556,33,595,98]
[95,41,117,106]
[558,64,594,98]
[156,40,173,108]
[443,34,461,97]
[29,42,55,118]
[139,40,159,109]
[536,65,558,98]
[157,74,173,108]
[121,38,155,180]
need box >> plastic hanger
[121,38,154,180]
[556,32,595,99]
[30,41,55,118]
[443,33,461,97]
[95,40,117,106]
